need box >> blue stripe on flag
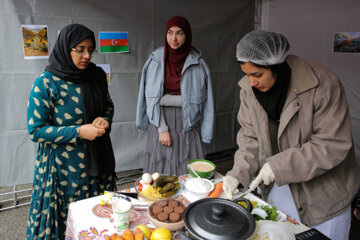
[99,32,128,40]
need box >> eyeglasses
[71,48,97,56]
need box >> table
[65,174,308,240]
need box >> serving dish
[235,191,287,222]
[184,177,214,199]
[134,177,183,202]
[187,159,216,179]
[147,199,186,231]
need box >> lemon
[150,228,172,240]
[135,224,151,239]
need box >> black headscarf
[45,24,115,177]
[252,61,291,121]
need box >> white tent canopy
[1,0,359,187]
[0,0,254,186]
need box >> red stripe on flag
[100,39,128,46]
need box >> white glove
[222,175,239,200]
[249,162,275,191]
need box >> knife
[238,188,251,198]
[238,178,260,198]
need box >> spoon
[188,164,201,178]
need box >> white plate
[234,192,287,222]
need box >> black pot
[181,198,255,240]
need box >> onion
[251,208,268,220]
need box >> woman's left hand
[159,131,172,147]
[92,117,109,129]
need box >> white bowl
[185,178,214,198]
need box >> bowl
[233,197,253,212]
[187,159,216,179]
[134,177,183,202]
[147,199,186,231]
[185,178,214,199]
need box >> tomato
[138,182,143,192]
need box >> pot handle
[211,204,225,220]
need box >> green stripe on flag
[100,45,129,53]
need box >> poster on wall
[97,64,111,85]
[21,25,49,59]
[99,32,129,53]
[333,32,360,53]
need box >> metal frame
[0,185,32,212]
[254,0,262,30]
[116,170,142,186]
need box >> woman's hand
[78,124,106,141]
[92,117,109,129]
[159,131,172,147]
[250,162,275,187]
[222,176,239,200]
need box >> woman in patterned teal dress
[26,24,116,240]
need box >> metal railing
[116,170,142,186]
[0,169,143,212]
[0,185,32,212]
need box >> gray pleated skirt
[144,106,205,176]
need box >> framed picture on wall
[333,32,360,53]
[21,25,49,59]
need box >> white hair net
[236,30,290,65]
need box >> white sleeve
[158,107,169,133]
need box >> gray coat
[227,55,359,226]
[136,46,214,143]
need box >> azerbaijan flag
[99,32,129,53]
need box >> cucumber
[153,175,179,187]
[160,182,175,193]
[171,183,181,192]
[162,191,176,197]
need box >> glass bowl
[134,177,183,202]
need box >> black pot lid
[184,198,255,240]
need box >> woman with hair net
[223,30,359,239]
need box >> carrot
[209,182,223,198]
[135,229,144,240]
